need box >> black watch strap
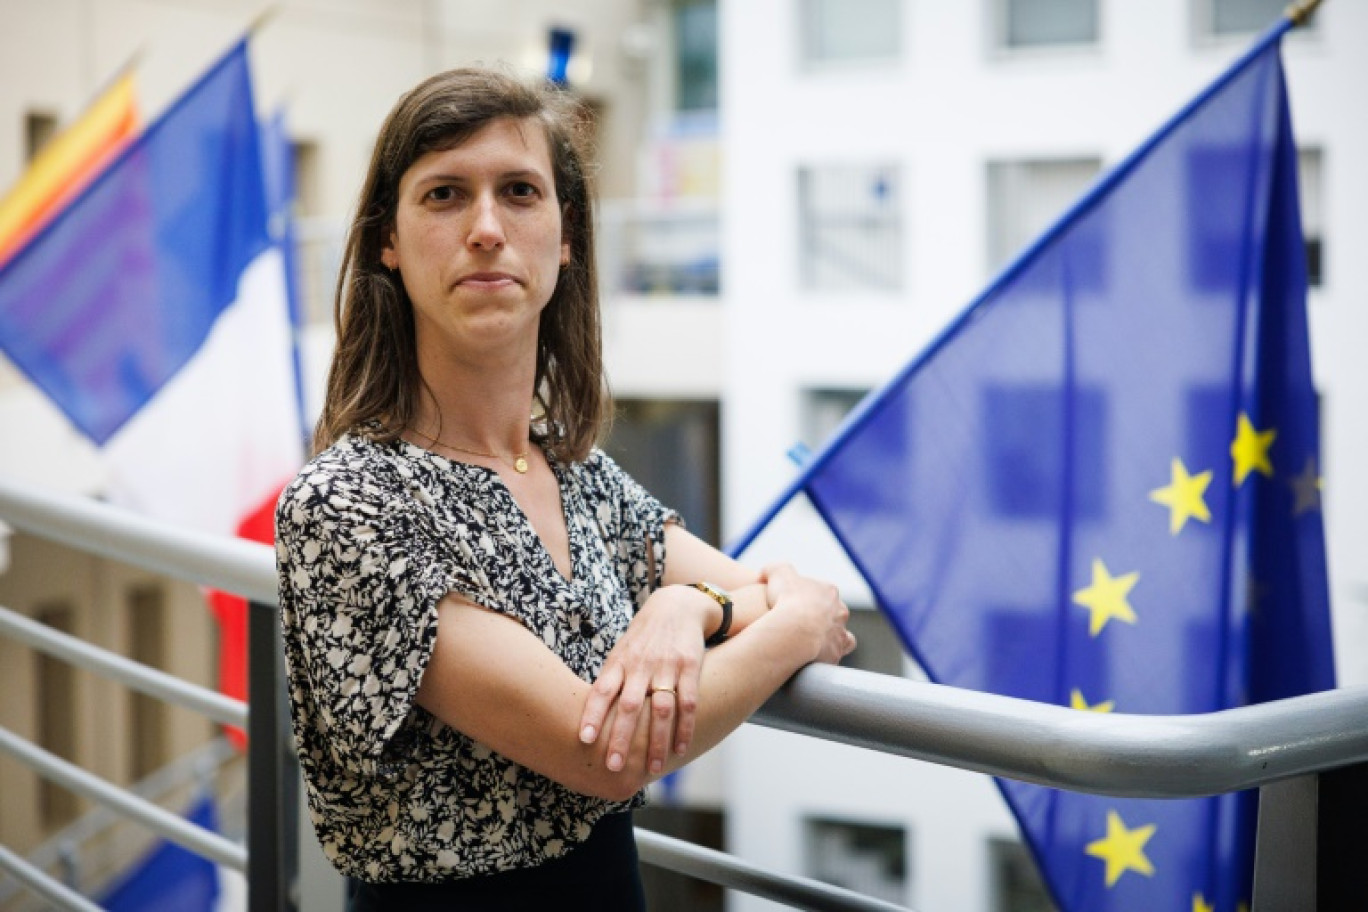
[692,581,734,647]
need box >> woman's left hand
[578,585,715,777]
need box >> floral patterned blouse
[275,433,676,882]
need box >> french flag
[0,41,301,727]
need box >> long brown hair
[313,67,608,461]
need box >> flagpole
[84,49,144,106]
[1284,0,1323,27]
[246,4,283,37]
[724,6,1315,561]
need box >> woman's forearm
[618,590,840,783]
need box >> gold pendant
[513,456,529,474]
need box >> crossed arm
[413,523,854,801]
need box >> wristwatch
[691,581,734,647]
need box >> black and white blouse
[274,433,676,882]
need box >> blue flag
[100,793,221,912]
[0,40,301,536]
[739,24,1332,912]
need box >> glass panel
[25,110,59,161]
[990,837,1057,911]
[800,0,901,65]
[846,607,906,676]
[802,387,869,448]
[1210,0,1291,35]
[35,603,79,829]
[1298,148,1323,287]
[127,584,168,781]
[799,164,903,292]
[635,806,725,912]
[1004,0,1098,47]
[604,399,721,546]
[598,200,721,296]
[676,0,718,111]
[805,817,908,903]
[986,157,1102,274]
[291,139,321,218]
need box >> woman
[276,67,855,910]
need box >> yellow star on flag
[1230,412,1276,486]
[1193,893,1214,912]
[1070,689,1115,713]
[1149,458,1213,534]
[1073,558,1139,637]
[1085,810,1156,887]
[1290,456,1322,516]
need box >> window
[288,138,339,327]
[636,806,725,912]
[989,837,1057,911]
[1299,147,1323,287]
[800,386,908,513]
[35,603,79,829]
[846,607,906,676]
[675,0,718,111]
[987,158,1102,275]
[127,584,169,781]
[604,399,721,546]
[25,110,59,161]
[996,0,1098,49]
[802,387,870,450]
[1198,0,1310,37]
[292,139,321,218]
[598,199,721,296]
[805,817,907,903]
[798,164,903,292]
[799,0,901,67]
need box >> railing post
[1251,775,1317,910]
[1318,760,1368,910]
[248,601,297,912]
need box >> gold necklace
[411,427,530,474]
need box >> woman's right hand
[761,563,856,665]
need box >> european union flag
[736,20,1333,912]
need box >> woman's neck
[411,341,537,453]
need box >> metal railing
[1,474,1365,911]
[0,736,242,909]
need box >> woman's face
[382,116,569,363]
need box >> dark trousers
[346,812,646,911]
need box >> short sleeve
[276,460,474,781]
[584,451,680,611]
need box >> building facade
[0,2,726,905]
[718,0,1366,909]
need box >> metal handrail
[0,738,241,907]
[757,663,1368,799]
[0,844,103,912]
[0,477,276,604]
[0,604,247,729]
[3,475,1366,797]
[634,828,913,912]
[0,727,246,871]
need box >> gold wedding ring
[647,685,676,697]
